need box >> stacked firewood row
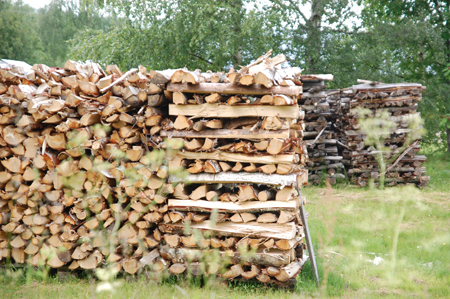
[339,82,429,188]
[299,75,345,185]
[0,52,309,285]
[156,53,309,284]
[0,60,177,272]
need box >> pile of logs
[0,52,309,286]
[300,75,345,185]
[159,53,309,284]
[339,82,429,188]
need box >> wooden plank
[300,74,334,81]
[168,172,304,187]
[167,82,302,97]
[351,95,421,104]
[159,245,295,267]
[352,83,424,92]
[139,248,160,266]
[160,129,290,140]
[176,150,296,164]
[168,104,300,118]
[348,167,426,174]
[158,220,297,240]
[302,91,328,98]
[168,199,299,213]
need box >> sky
[23,0,52,9]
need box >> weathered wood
[168,172,301,187]
[167,82,302,97]
[160,129,290,140]
[159,245,293,267]
[176,151,296,165]
[169,104,300,118]
[168,199,298,213]
[301,74,333,81]
[352,82,424,92]
[159,220,296,239]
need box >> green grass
[422,145,450,192]
[1,151,449,299]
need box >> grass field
[1,149,449,299]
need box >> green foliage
[267,0,360,73]
[36,0,112,67]
[0,0,44,64]
[360,0,450,146]
[70,0,279,70]
[0,0,111,67]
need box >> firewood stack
[157,53,309,285]
[0,52,310,286]
[339,82,429,188]
[0,59,173,272]
[299,75,345,185]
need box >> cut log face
[205,93,221,104]
[261,116,283,130]
[274,261,302,282]
[123,258,140,274]
[257,213,278,223]
[223,264,244,279]
[267,138,285,155]
[164,234,180,247]
[276,187,297,201]
[173,92,187,105]
[174,115,193,130]
[169,263,186,275]
[239,75,255,86]
[238,185,258,201]
[242,265,261,280]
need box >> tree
[360,0,450,148]
[0,0,44,64]
[36,0,112,67]
[265,0,361,74]
[69,0,281,70]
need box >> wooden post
[298,187,319,286]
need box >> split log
[238,185,259,201]
[167,82,301,96]
[261,116,283,130]
[161,129,290,140]
[169,104,300,119]
[275,187,298,201]
[169,172,300,187]
[168,199,298,213]
[174,115,193,130]
[159,245,294,267]
[173,92,187,105]
[159,221,297,239]
[176,151,296,165]
[275,261,303,282]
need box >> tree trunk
[447,125,450,153]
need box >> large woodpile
[300,75,345,185]
[339,82,429,187]
[0,53,309,285]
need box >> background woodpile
[0,53,309,285]
[300,75,345,185]
[339,83,429,188]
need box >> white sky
[23,0,52,9]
